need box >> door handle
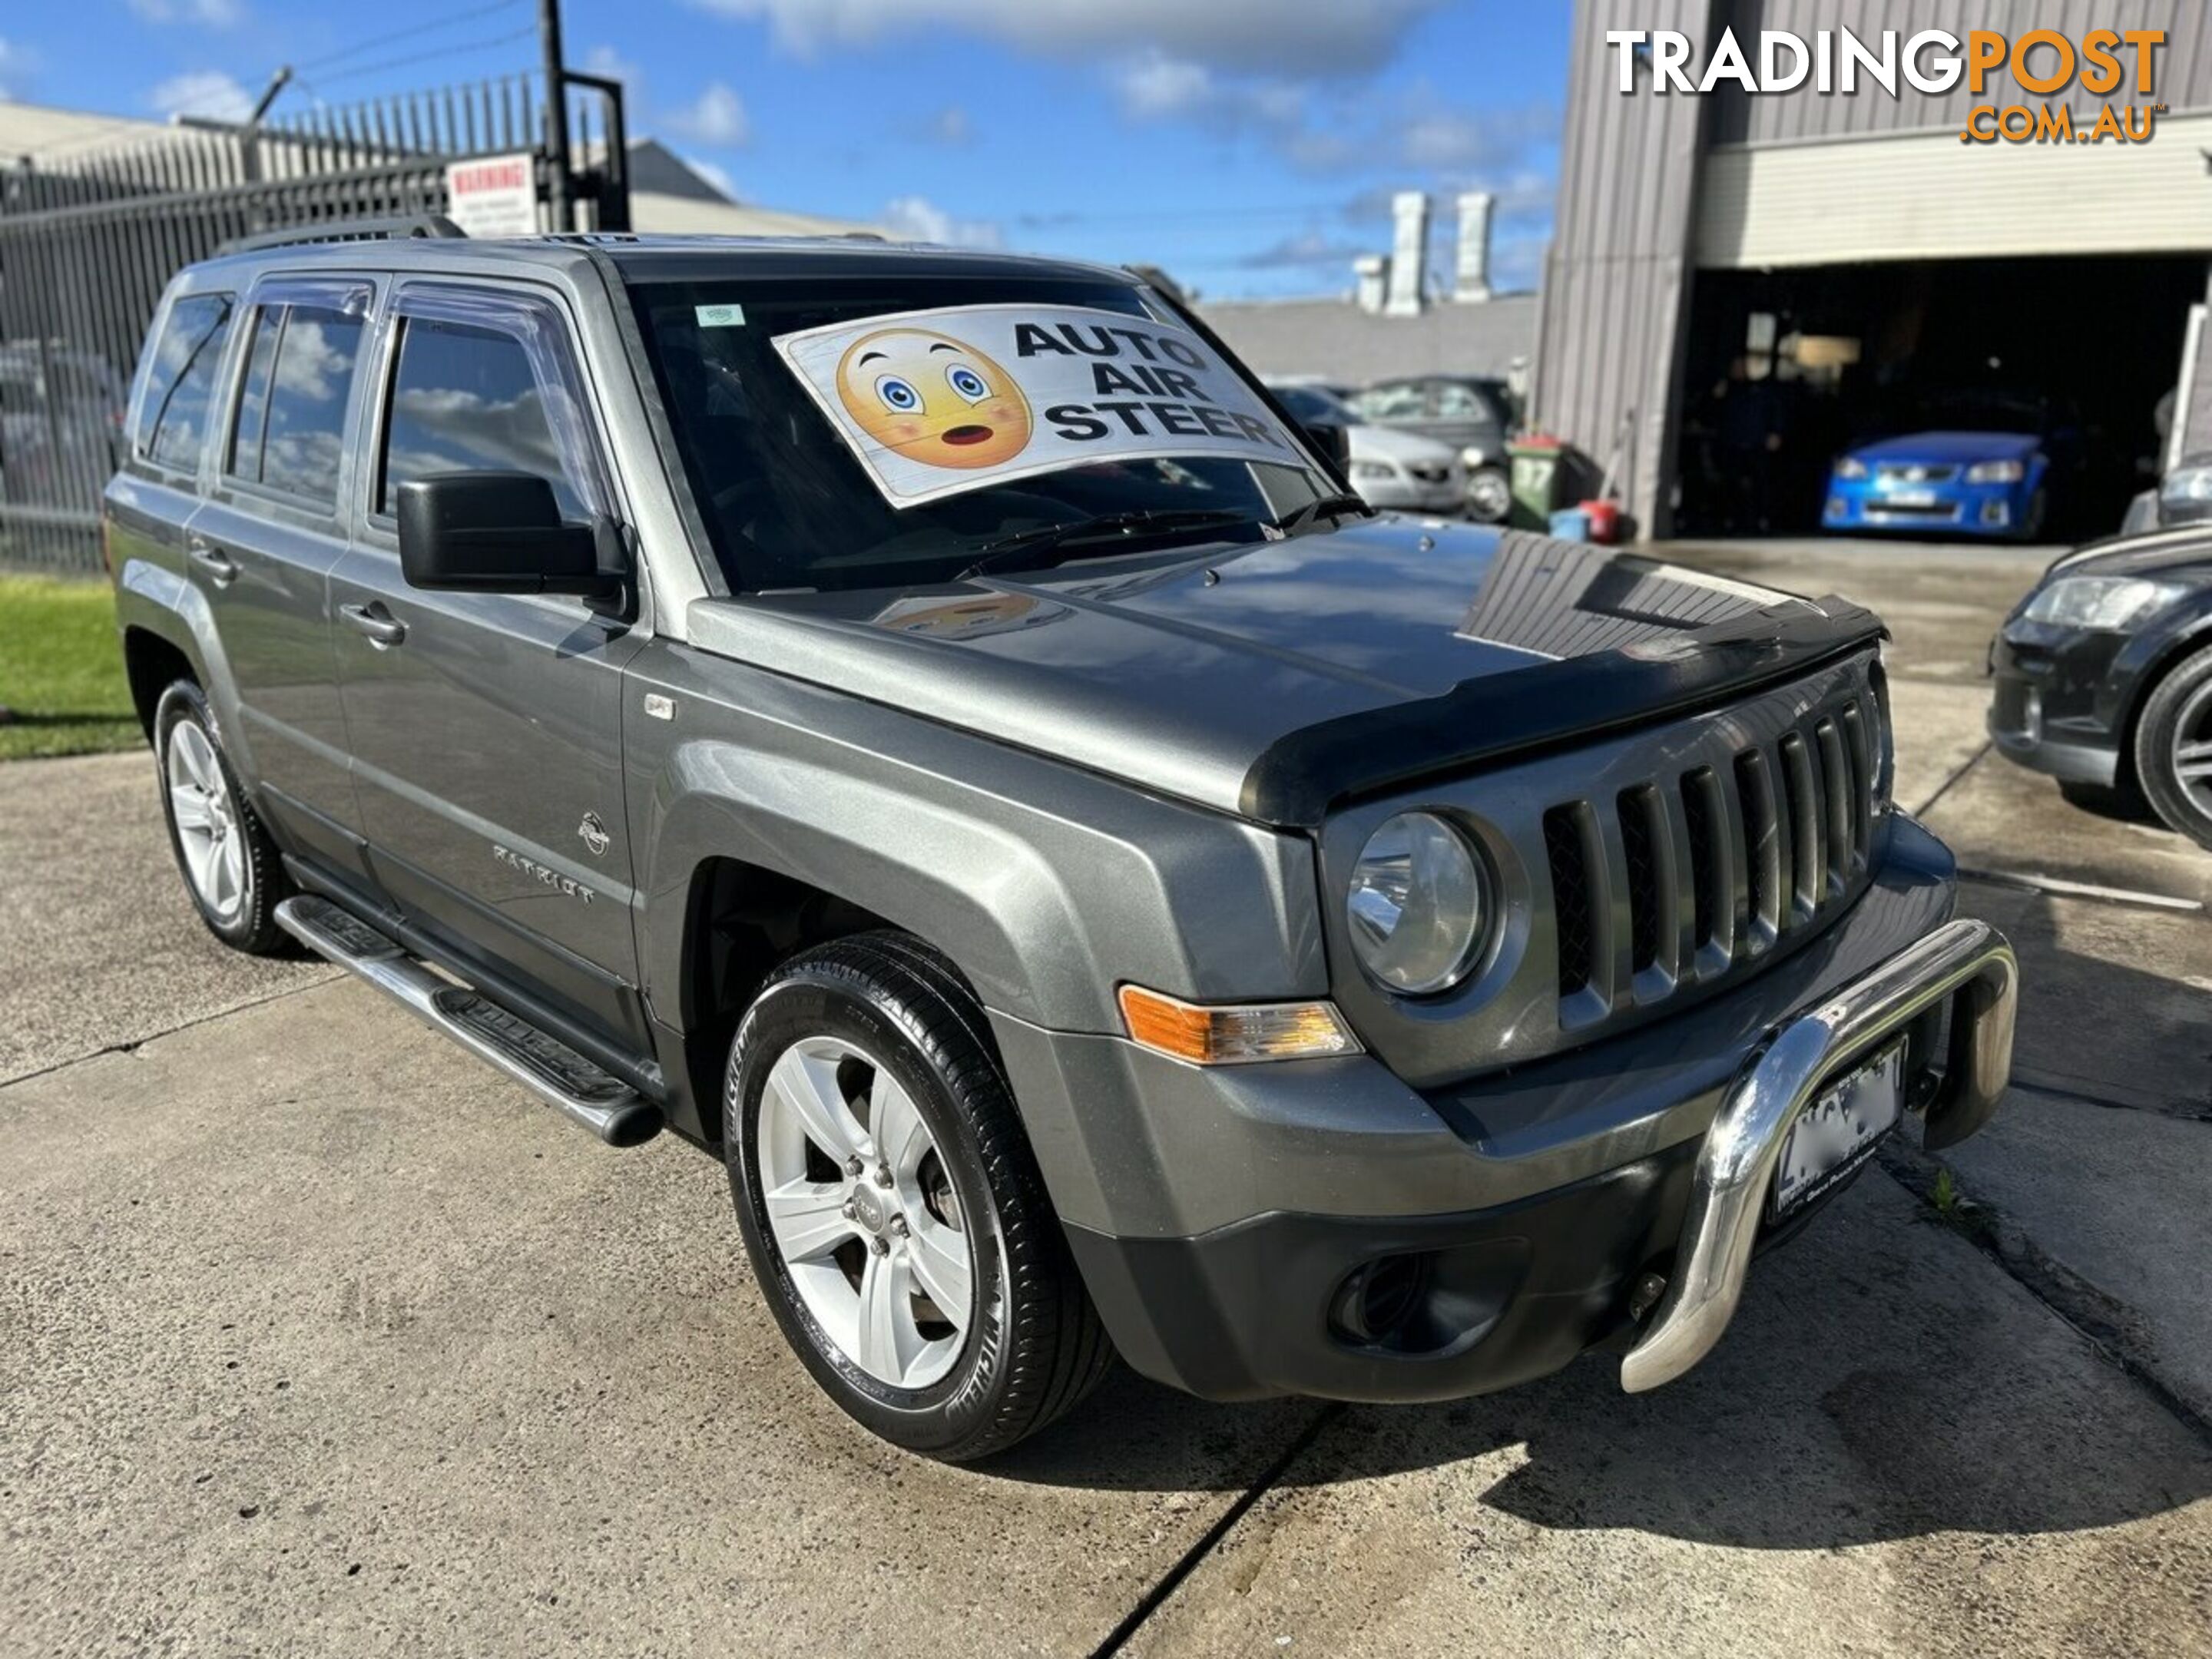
[339,601,408,649]
[187,541,239,588]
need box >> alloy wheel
[1467,469,1511,522]
[2173,680,2212,816]
[755,1035,975,1389]
[166,718,247,922]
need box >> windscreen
[625,271,1330,594]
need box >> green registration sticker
[695,303,747,328]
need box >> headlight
[1352,460,1396,481]
[1459,445,1489,469]
[1965,459,2026,484]
[1834,457,1869,480]
[2021,576,2185,630]
[1346,812,1488,995]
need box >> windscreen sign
[772,303,1305,507]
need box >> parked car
[1988,525,2212,849]
[1822,430,2055,540]
[1823,390,2090,541]
[1347,374,1515,522]
[1266,382,1464,515]
[107,232,2017,1464]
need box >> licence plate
[1883,489,1940,509]
[1771,1044,1905,1220]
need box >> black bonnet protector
[1239,597,1887,828]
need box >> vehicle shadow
[988,1175,2212,1548]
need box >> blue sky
[0,0,1565,300]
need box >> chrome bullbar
[1620,917,2018,1393]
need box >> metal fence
[0,71,626,574]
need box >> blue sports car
[1823,430,2050,540]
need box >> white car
[1268,383,1465,515]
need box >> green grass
[0,574,141,760]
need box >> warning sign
[442,154,539,238]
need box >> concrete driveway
[4,541,2209,1657]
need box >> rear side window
[1352,382,1426,422]
[135,293,235,471]
[379,317,585,518]
[1435,382,1497,422]
[254,305,366,507]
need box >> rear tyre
[2135,644,2212,853]
[152,680,293,955]
[1465,465,1511,524]
[724,932,1114,1461]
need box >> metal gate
[0,71,627,574]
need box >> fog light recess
[1329,1253,1430,1347]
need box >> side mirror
[396,472,619,598]
[1299,421,1352,475]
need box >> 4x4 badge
[578,812,611,857]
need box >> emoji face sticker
[833,329,1034,470]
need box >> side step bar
[276,896,664,1148]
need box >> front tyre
[153,680,293,955]
[1465,465,1511,524]
[725,932,1113,1461]
[2135,643,2212,853]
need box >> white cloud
[925,104,971,144]
[881,194,1002,249]
[1236,227,1365,271]
[581,43,645,92]
[1113,51,1214,119]
[687,0,1439,77]
[148,69,255,123]
[1400,104,1557,172]
[667,82,750,147]
[0,38,35,101]
[129,0,244,24]
[1108,49,1323,158]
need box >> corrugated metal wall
[1710,0,2212,144]
[1528,0,1720,535]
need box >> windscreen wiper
[1270,492,1374,537]
[954,508,1247,581]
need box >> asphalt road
[4,539,2208,1657]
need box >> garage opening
[1672,255,2208,542]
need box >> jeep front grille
[1543,694,1879,1025]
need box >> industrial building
[1531,2,2212,540]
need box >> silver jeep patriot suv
[104,230,2018,1461]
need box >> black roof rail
[214,214,466,258]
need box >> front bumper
[1824,476,2032,537]
[1986,624,2126,786]
[999,824,2018,1402]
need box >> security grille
[0,71,626,572]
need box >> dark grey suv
[106,231,2018,1461]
